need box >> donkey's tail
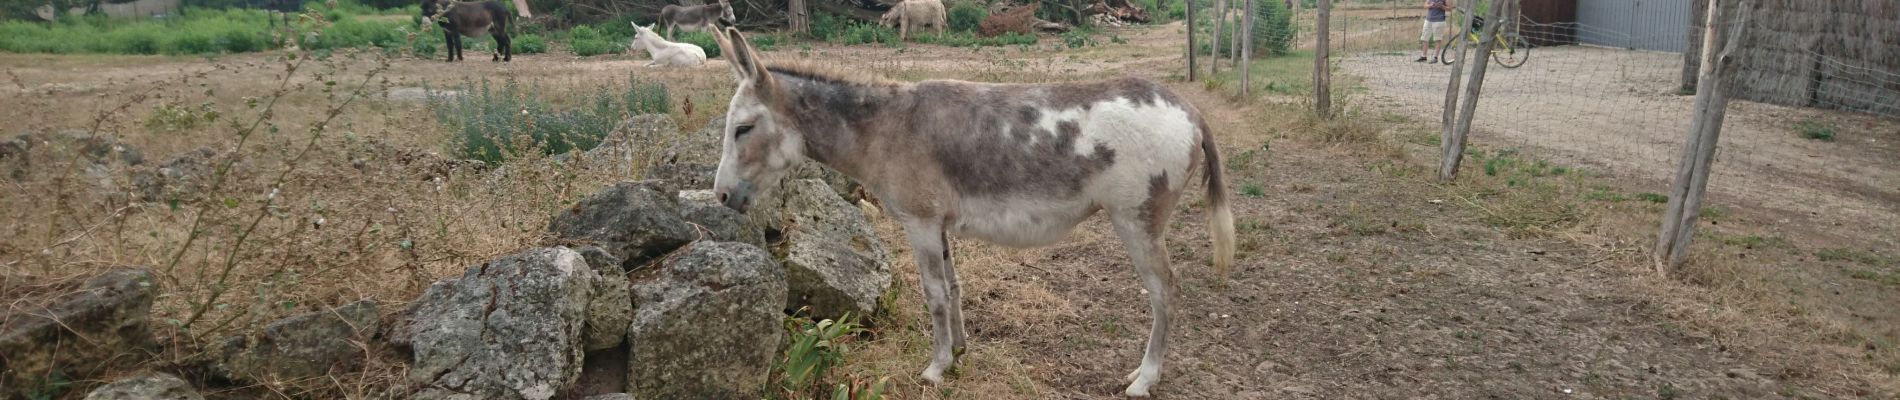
[1200,126,1236,279]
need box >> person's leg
[1418,19,1431,62]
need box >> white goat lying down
[630,22,708,67]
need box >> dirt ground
[3,17,1897,400]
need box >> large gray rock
[773,179,892,321]
[642,163,715,195]
[83,372,203,400]
[1,268,156,398]
[132,147,216,203]
[405,248,598,400]
[210,300,380,385]
[549,182,698,270]
[660,117,726,167]
[788,162,865,204]
[576,246,633,352]
[678,190,766,247]
[626,242,787,399]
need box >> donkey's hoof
[1123,369,1157,397]
[920,364,948,384]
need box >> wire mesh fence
[1317,2,1900,251]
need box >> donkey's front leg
[899,220,960,383]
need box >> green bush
[428,75,670,164]
[412,39,439,58]
[513,33,548,54]
[568,25,625,56]
[810,12,848,41]
[303,16,407,50]
[0,8,279,55]
[838,23,899,46]
[674,31,720,58]
[947,1,989,32]
[1795,120,1836,142]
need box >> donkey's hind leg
[899,219,961,384]
[1109,208,1178,397]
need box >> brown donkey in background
[420,0,512,62]
[657,0,735,40]
[705,28,1235,397]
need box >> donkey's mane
[763,61,903,87]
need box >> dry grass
[5,18,1899,400]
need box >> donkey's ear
[711,27,745,79]
[724,27,769,86]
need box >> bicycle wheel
[1438,35,1465,65]
[1492,30,1530,68]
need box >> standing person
[1418,0,1451,62]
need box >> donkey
[879,0,947,41]
[657,0,736,41]
[630,22,708,67]
[420,0,512,62]
[705,27,1235,397]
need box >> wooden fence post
[1188,0,1199,81]
[1437,0,1511,181]
[1440,0,1476,136]
[1657,0,1748,273]
[1312,0,1329,115]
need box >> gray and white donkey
[656,0,736,41]
[707,28,1235,397]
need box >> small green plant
[513,33,548,54]
[1061,30,1096,48]
[1794,120,1836,142]
[1634,192,1669,204]
[1239,182,1266,198]
[145,101,221,132]
[777,310,876,398]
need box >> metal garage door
[1575,0,1691,52]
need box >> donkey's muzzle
[717,181,755,213]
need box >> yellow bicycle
[1437,15,1530,68]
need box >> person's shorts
[1421,20,1448,41]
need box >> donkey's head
[631,22,659,44]
[717,0,737,23]
[418,0,449,26]
[710,27,796,213]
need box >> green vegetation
[513,33,548,54]
[774,311,887,400]
[428,75,669,163]
[1795,119,1837,142]
[567,25,624,56]
[1197,0,1294,58]
[1240,182,1267,198]
[947,1,989,32]
[915,31,1039,47]
[0,0,418,55]
[145,101,222,132]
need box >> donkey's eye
[733,125,755,139]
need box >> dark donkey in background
[420,0,512,62]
